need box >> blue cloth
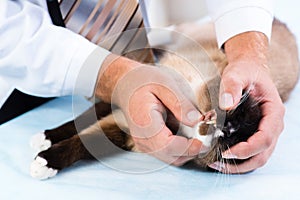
[1,1,300,199]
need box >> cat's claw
[30,132,51,152]
[30,156,58,180]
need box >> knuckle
[188,140,202,156]
[238,145,255,159]
[279,104,286,116]
[188,146,198,156]
[173,99,183,112]
[163,143,177,156]
[164,147,173,156]
[225,73,238,82]
[262,136,273,149]
[174,95,189,109]
[240,149,252,159]
[278,106,285,132]
[256,157,268,167]
[220,74,243,95]
[278,121,284,134]
[222,71,241,85]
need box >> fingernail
[187,110,201,123]
[222,152,238,159]
[209,162,225,171]
[220,93,234,109]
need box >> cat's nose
[222,127,231,137]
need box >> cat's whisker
[226,145,233,174]
[249,68,272,105]
[220,155,230,185]
[225,145,241,175]
[251,94,265,107]
[214,147,224,185]
[222,148,230,175]
[222,158,229,181]
[228,87,253,115]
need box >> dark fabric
[0,90,54,124]
[47,0,65,27]
[0,0,65,124]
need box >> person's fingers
[167,137,204,157]
[218,63,269,110]
[125,91,165,139]
[156,135,206,166]
[222,99,284,160]
[221,131,272,160]
[219,68,244,110]
[134,125,204,156]
[113,66,203,127]
[132,123,206,165]
[152,84,203,127]
[126,86,204,162]
[171,156,196,166]
[209,141,276,174]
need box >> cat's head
[195,92,262,167]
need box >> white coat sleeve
[0,0,110,100]
[205,0,274,48]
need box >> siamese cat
[30,19,299,179]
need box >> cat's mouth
[196,126,246,167]
[195,94,262,167]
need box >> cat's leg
[30,121,77,152]
[30,134,95,180]
[30,102,112,152]
[30,110,133,179]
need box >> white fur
[181,122,226,149]
[30,156,57,180]
[30,132,51,152]
[180,122,213,149]
[214,128,224,138]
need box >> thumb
[219,72,244,110]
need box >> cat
[29,19,299,179]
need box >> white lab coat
[0,0,273,108]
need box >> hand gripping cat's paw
[30,156,58,180]
[30,132,51,152]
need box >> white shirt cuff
[214,7,273,48]
[69,46,110,98]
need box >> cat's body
[30,19,299,179]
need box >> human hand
[209,32,285,173]
[96,54,205,166]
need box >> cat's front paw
[30,132,51,152]
[30,156,58,180]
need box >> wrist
[94,54,141,102]
[224,31,269,65]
